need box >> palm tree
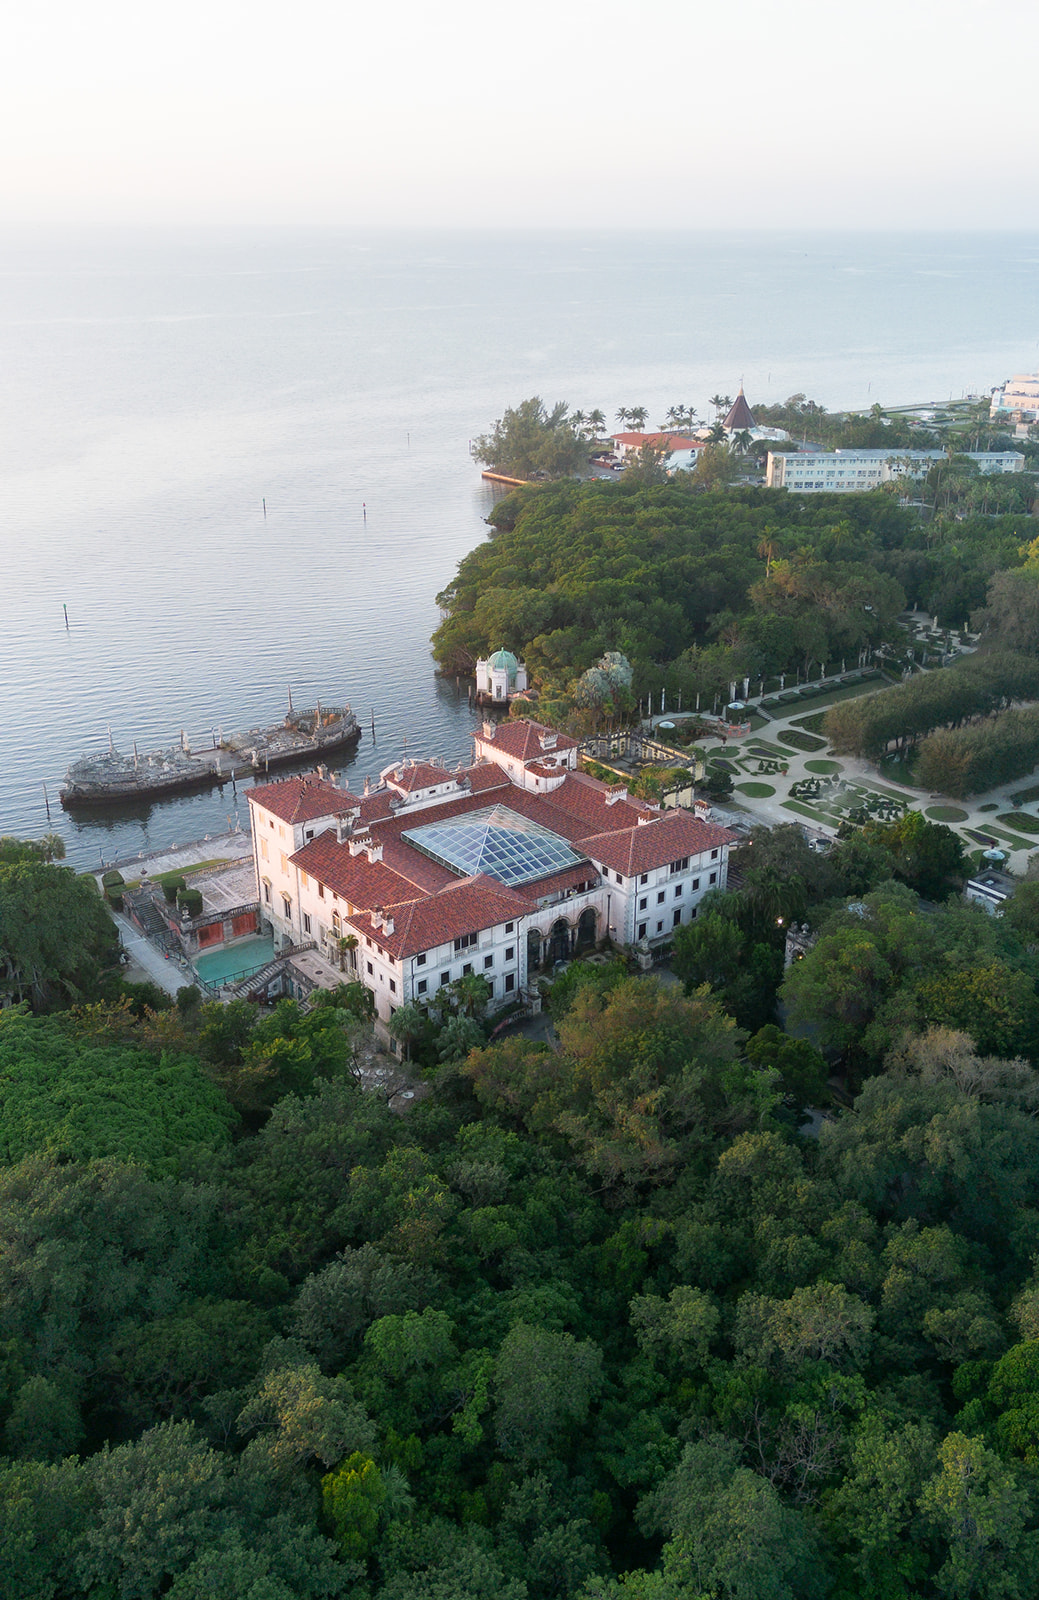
[337,933,358,974]
[731,429,753,455]
[451,971,492,1018]
[588,408,606,437]
[628,406,649,431]
[388,1001,424,1062]
[571,409,587,437]
[710,393,733,421]
[757,533,779,577]
[615,406,632,429]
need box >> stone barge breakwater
[60,705,361,808]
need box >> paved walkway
[109,909,194,996]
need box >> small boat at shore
[60,704,361,808]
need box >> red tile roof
[611,432,704,452]
[510,863,601,901]
[385,761,460,794]
[291,832,420,907]
[247,773,358,825]
[348,876,530,961]
[577,813,736,877]
[474,719,577,764]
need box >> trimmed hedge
[915,706,1039,798]
[824,651,1039,759]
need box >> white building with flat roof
[766,448,1025,492]
[991,373,1039,419]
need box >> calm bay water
[1,227,1037,869]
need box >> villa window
[638,922,647,940]
[417,978,428,996]
[282,896,291,918]
[505,922,514,933]
[366,961,373,975]
[639,897,647,910]
[462,963,473,976]
[669,857,689,875]
[303,913,311,935]
[263,882,271,904]
[656,891,665,904]
[505,946,515,961]
[505,973,515,993]
[440,971,451,986]
[389,979,396,994]
[484,955,494,970]
[416,952,427,966]
[453,932,477,952]
[674,884,682,898]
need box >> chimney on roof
[349,835,371,857]
[317,764,328,781]
[363,775,371,797]
[335,813,355,844]
[366,841,383,864]
[605,785,628,806]
[539,733,557,750]
[482,721,496,740]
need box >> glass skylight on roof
[403,804,585,887]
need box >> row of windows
[416,971,516,998]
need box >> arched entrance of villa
[576,907,597,950]
[548,918,571,966]
[527,927,543,972]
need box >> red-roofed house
[245,719,735,1037]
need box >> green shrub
[160,874,186,904]
[176,887,204,918]
[101,870,124,890]
[777,729,827,753]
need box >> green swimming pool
[192,935,275,987]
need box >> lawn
[782,799,841,824]
[997,812,1039,834]
[781,677,885,719]
[777,730,828,753]
[925,806,969,823]
[735,782,777,797]
[878,753,920,788]
[966,825,1036,851]
[1010,784,1039,806]
[805,759,842,775]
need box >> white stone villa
[766,448,1025,492]
[246,718,734,1030]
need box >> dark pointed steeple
[723,385,756,431]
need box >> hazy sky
[3,0,1036,229]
